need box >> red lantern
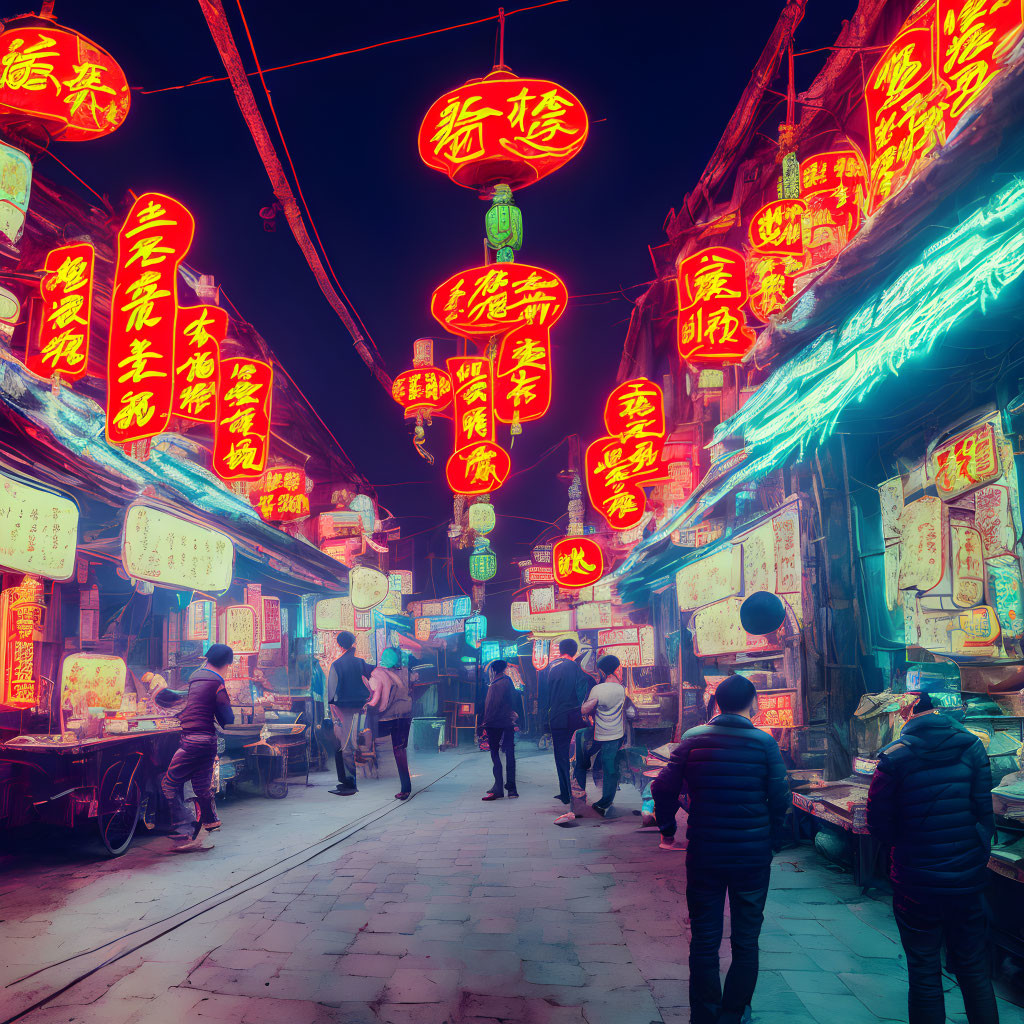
[212,357,273,481]
[445,356,510,495]
[0,21,130,142]
[173,305,226,423]
[553,536,604,588]
[603,378,666,441]
[418,68,588,191]
[746,253,798,323]
[26,241,93,380]
[106,193,194,445]
[431,263,567,340]
[676,247,757,365]
[799,150,866,258]
[391,367,452,416]
[494,323,551,425]
[249,466,310,523]
[747,200,805,258]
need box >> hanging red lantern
[494,323,552,425]
[676,247,757,365]
[391,367,453,416]
[418,68,588,191]
[172,305,226,423]
[445,356,509,495]
[212,357,273,481]
[26,241,93,380]
[553,536,604,589]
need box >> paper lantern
[418,68,588,190]
[468,501,496,535]
[676,247,757,365]
[212,357,273,481]
[349,565,389,611]
[249,466,310,523]
[485,184,523,261]
[553,536,604,588]
[469,540,497,581]
[465,613,487,648]
[391,367,452,416]
[26,242,94,380]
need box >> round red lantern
[552,536,604,589]
[391,367,453,416]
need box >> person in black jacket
[867,693,998,1024]
[480,660,519,800]
[159,644,235,850]
[326,631,372,795]
[546,638,590,806]
[651,674,791,1024]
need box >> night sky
[52,0,857,632]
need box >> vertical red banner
[27,242,94,380]
[213,357,273,481]
[445,356,510,495]
[494,323,552,425]
[106,193,195,444]
[173,305,226,422]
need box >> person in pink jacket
[366,648,413,800]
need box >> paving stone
[522,961,587,986]
[383,967,461,1003]
[838,971,912,1018]
[334,952,402,977]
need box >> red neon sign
[27,242,93,380]
[173,305,226,423]
[1,576,44,709]
[553,536,604,589]
[747,200,805,258]
[746,254,798,323]
[212,357,273,481]
[494,323,552,425]
[431,263,567,339]
[586,378,669,531]
[445,356,510,495]
[799,150,867,263]
[106,193,194,445]
[418,69,588,190]
[676,247,756,364]
[391,367,453,415]
[0,24,130,142]
[249,465,310,523]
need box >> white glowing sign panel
[349,565,389,611]
[122,504,233,592]
[950,523,984,609]
[0,472,78,581]
[597,625,655,668]
[510,601,574,634]
[691,597,778,657]
[218,605,258,655]
[315,597,355,633]
[897,496,946,593]
[61,652,126,718]
[676,545,741,611]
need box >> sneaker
[482,792,503,801]
[554,811,576,827]
[593,803,610,818]
[659,837,686,852]
[395,792,410,801]
[331,786,358,796]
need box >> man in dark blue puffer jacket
[867,693,998,1024]
[652,674,791,1024]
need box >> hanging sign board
[676,544,741,611]
[121,504,233,593]
[0,577,44,708]
[691,597,779,657]
[0,141,30,245]
[597,626,655,668]
[349,565,389,611]
[60,653,126,718]
[930,422,1001,499]
[218,605,258,655]
[510,601,574,634]
[315,597,355,633]
[0,472,78,581]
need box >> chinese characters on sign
[0,141,31,245]
[931,421,1001,498]
[753,691,797,728]
[218,605,258,655]
[799,150,867,265]
[494,323,552,425]
[212,358,273,481]
[418,70,588,190]
[106,193,194,445]
[0,25,130,142]
[747,200,805,257]
[60,653,126,718]
[552,536,604,589]
[0,471,78,580]
[391,367,452,415]
[249,466,310,523]
[677,247,757,363]
[27,242,93,379]
[445,356,510,495]
[172,305,226,422]
[585,378,669,531]
[0,576,44,709]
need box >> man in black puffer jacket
[867,693,998,1024]
[652,675,790,1024]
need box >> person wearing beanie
[650,674,791,1024]
[867,692,998,1023]
[326,631,373,795]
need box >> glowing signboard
[262,596,282,646]
[27,242,94,380]
[747,253,798,322]
[532,638,549,671]
[418,69,588,190]
[930,421,1001,499]
[409,596,472,619]
[677,247,757,364]
[987,555,1024,640]
[60,652,126,718]
[0,24,131,141]
[691,597,779,657]
[213,357,273,481]
[510,601,574,634]
[349,565,389,611]
[0,140,30,245]
[106,193,194,445]
[315,597,355,633]
[249,465,309,524]
[465,613,487,648]
[468,501,496,535]
[172,305,226,423]
[414,616,465,641]
[0,472,77,581]
[218,605,258,655]
[951,523,984,609]
[0,576,44,708]
[676,544,742,611]
[748,200,805,257]
[432,264,567,339]
[597,626,655,668]
[753,690,797,729]
[494,323,552,426]
[586,378,669,531]
[799,150,867,264]
[121,504,233,593]
[976,485,1014,557]
[391,367,453,415]
[552,536,604,589]
[186,599,214,642]
[446,355,510,495]
[898,496,947,593]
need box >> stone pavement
[3,745,1024,1024]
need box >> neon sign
[0,24,130,142]
[552,536,604,588]
[0,576,44,708]
[218,605,258,655]
[799,150,867,266]
[106,193,194,445]
[445,356,510,495]
[677,247,756,364]
[60,653,126,718]
[249,465,309,523]
[494,323,552,426]
[27,242,94,380]
[391,367,452,415]
[173,305,226,422]
[586,378,669,531]
[418,69,588,190]
[0,471,77,581]
[747,200,805,257]
[349,565,389,611]
[212,357,273,481]
[0,141,31,245]
[930,421,1000,499]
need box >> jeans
[161,732,218,830]
[575,736,623,807]
[329,705,360,787]
[551,727,573,802]
[379,717,412,793]
[486,727,516,794]
[686,865,771,1024]
[893,888,999,1024]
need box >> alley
[2,748,1022,1024]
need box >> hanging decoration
[172,305,227,422]
[249,465,310,523]
[212,357,273,481]
[446,356,510,495]
[468,498,496,536]
[0,141,31,245]
[465,613,487,648]
[0,575,44,709]
[676,247,757,364]
[26,242,93,380]
[553,536,604,589]
[469,539,498,581]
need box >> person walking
[158,644,235,851]
[367,648,414,801]
[546,638,590,806]
[867,693,998,1024]
[651,674,791,1024]
[480,659,519,801]
[326,630,372,795]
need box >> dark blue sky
[53,0,856,622]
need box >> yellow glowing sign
[349,565,389,612]
[218,605,258,655]
[0,471,78,580]
[61,652,126,718]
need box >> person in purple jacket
[158,644,235,850]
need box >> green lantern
[468,500,496,535]
[469,540,497,581]
[485,184,523,263]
